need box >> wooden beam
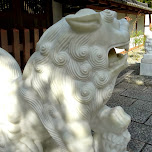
[121,5,126,9]
[13,29,21,66]
[149,14,151,30]
[110,2,119,8]
[86,5,105,11]
[128,7,133,11]
[89,0,98,2]
[0,29,8,52]
[33,28,39,52]
[6,43,33,53]
[99,0,108,5]
[23,29,30,64]
[87,5,140,14]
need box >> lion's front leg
[61,120,94,152]
[53,101,95,152]
[93,130,130,152]
[52,116,94,152]
[91,105,131,152]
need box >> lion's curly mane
[22,16,116,121]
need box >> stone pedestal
[140,37,152,76]
[140,54,152,76]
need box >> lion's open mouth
[108,43,129,68]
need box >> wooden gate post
[13,29,21,66]
[0,29,8,51]
[23,29,30,65]
[33,28,39,52]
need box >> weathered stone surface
[141,55,152,63]
[142,144,152,152]
[112,85,126,94]
[116,70,134,85]
[127,139,145,152]
[116,81,146,91]
[145,115,152,126]
[121,89,152,102]
[140,37,152,76]
[140,62,152,76]
[0,9,131,152]
[110,60,152,150]
[129,121,152,144]
[107,94,136,107]
[131,100,152,112]
[124,107,151,123]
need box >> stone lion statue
[0,9,131,152]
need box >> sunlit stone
[0,8,130,152]
[140,34,152,76]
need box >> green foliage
[134,36,144,46]
[136,0,152,8]
[130,30,144,38]
[143,35,146,45]
[131,30,144,47]
[128,47,145,63]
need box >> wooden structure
[0,0,152,67]
[87,0,152,14]
[0,28,46,69]
[0,0,52,29]
[55,0,152,14]
[56,0,152,27]
[0,0,52,68]
[56,0,152,50]
[56,0,152,35]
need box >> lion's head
[22,9,130,121]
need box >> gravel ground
[127,46,145,65]
[118,46,145,78]
[118,46,152,88]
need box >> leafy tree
[137,0,152,8]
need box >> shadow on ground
[107,63,152,152]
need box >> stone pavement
[107,63,152,152]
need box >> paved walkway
[107,63,152,152]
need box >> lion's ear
[65,13,101,32]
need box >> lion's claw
[109,106,131,133]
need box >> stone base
[141,54,152,63]
[140,62,152,76]
[140,54,152,76]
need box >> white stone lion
[0,9,131,152]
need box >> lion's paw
[95,106,131,135]
[109,106,131,134]
[14,137,43,152]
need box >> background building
[0,0,152,67]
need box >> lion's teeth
[115,48,125,53]
[115,43,129,52]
